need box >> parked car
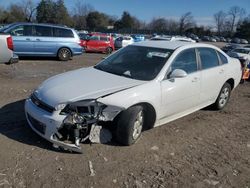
[201,36,210,41]
[25,41,241,153]
[131,34,145,42]
[219,37,226,42]
[150,35,196,42]
[231,38,241,44]
[115,36,134,49]
[209,37,217,42]
[80,33,114,54]
[189,34,200,42]
[240,39,248,44]
[221,44,242,53]
[226,38,232,43]
[213,36,220,42]
[0,34,19,64]
[0,22,83,61]
[228,48,250,60]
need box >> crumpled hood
[35,67,145,107]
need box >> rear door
[198,48,226,105]
[33,25,56,56]
[86,35,100,51]
[99,36,109,51]
[8,25,34,55]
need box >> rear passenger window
[218,52,228,64]
[100,36,108,41]
[54,28,74,38]
[198,48,219,69]
[89,35,99,40]
[35,26,53,37]
[170,48,197,74]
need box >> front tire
[213,82,231,110]
[116,105,144,146]
[58,48,71,61]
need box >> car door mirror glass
[169,69,188,79]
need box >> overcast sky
[1,0,250,26]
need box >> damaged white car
[25,41,242,153]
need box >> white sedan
[228,48,250,61]
[114,36,134,49]
[25,41,242,153]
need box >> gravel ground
[0,43,250,188]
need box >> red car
[80,33,114,54]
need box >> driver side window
[168,48,198,76]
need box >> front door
[159,48,201,120]
[9,25,34,55]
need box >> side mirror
[169,69,188,79]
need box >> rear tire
[213,82,231,110]
[116,105,144,146]
[58,48,71,61]
[105,47,113,54]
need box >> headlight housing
[55,103,67,111]
[61,100,107,124]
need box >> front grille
[27,113,46,135]
[31,94,54,113]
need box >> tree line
[0,0,249,39]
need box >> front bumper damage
[25,97,124,153]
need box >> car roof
[6,22,70,30]
[132,41,215,50]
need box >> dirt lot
[0,46,250,188]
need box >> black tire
[58,48,71,61]
[116,105,144,146]
[213,82,231,110]
[105,47,113,54]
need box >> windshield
[94,45,173,81]
[0,24,13,32]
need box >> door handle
[26,38,31,41]
[219,69,224,74]
[192,77,199,82]
[36,39,41,41]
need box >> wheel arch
[226,78,235,90]
[57,46,73,57]
[114,102,157,130]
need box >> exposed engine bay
[52,99,123,153]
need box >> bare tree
[73,0,94,30]
[179,12,195,34]
[228,6,246,34]
[214,11,227,35]
[148,17,167,32]
[21,0,37,22]
[74,0,94,17]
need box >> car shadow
[0,99,77,153]
[19,56,60,61]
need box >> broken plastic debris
[88,161,95,176]
[204,179,219,186]
[89,125,112,144]
[150,146,159,151]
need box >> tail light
[7,36,14,51]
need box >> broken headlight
[63,112,85,125]
[60,99,107,122]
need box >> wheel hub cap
[132,111,143,140]
[219,87,229,107]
